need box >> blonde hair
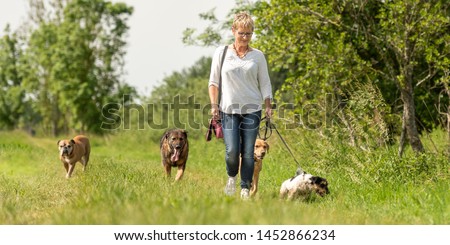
[232,12,254,31]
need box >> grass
[0,129,448,224]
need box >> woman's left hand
[265,108,273,119]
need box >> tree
[253,0,449,155]
[21,0,133,135]
[0,26,28,130]
[342,0,449,155]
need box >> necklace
[233,43,249,58]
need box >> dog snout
[62,147,69,154]
[254,150,266,159]
[318,185,330,196]
[318,188,329,197]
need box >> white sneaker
[224,176,236,196]
[240,188,250,200]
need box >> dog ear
[57,140,61,146]
[310,176,330,196]
[312,176,328,186]
[70,139,76,145]
[265,142,269,153]
[310,176,319,184]
[160,131,169,148]
[295,167,305,176]
[165,130,173,140]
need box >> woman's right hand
[211,104,220,120]
[208,85,220,120]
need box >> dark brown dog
[160,129,189,181]
[57,135,90,178]
[250,138,269,197]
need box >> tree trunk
[447,103,449,158]
[398,113,407,157]
[444,81,450,158]
[52,96,60,137]
[399,80,424,155]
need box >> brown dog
[160,129,189,181]
[250,138,269,197]
[57,135,90,178]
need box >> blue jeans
[221,111,261,189]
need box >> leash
[259,117,303,171]
[258,116,272,140]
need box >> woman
[208,12,273,199]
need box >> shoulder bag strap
[217,45,228,106]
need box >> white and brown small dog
[250,138,269,197]
[280,168,329,200]
[57,135,90,178]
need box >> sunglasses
[237,32,253,37]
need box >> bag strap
[217,45,228,106]
[207,46,228,142]
[206,119,214,141]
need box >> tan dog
[250,138,269,196]
[57,135,90,178]
[160,129,189,181]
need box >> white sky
[0,0,235,95]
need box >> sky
[0,0,236,95]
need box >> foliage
[182,0,254,47]
[254,0,450,153]
[0,0,134,135]
[0,27,28,130]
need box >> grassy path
[0,130,448,224]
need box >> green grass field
[0,129,448,224]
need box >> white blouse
[209,45,273,114]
